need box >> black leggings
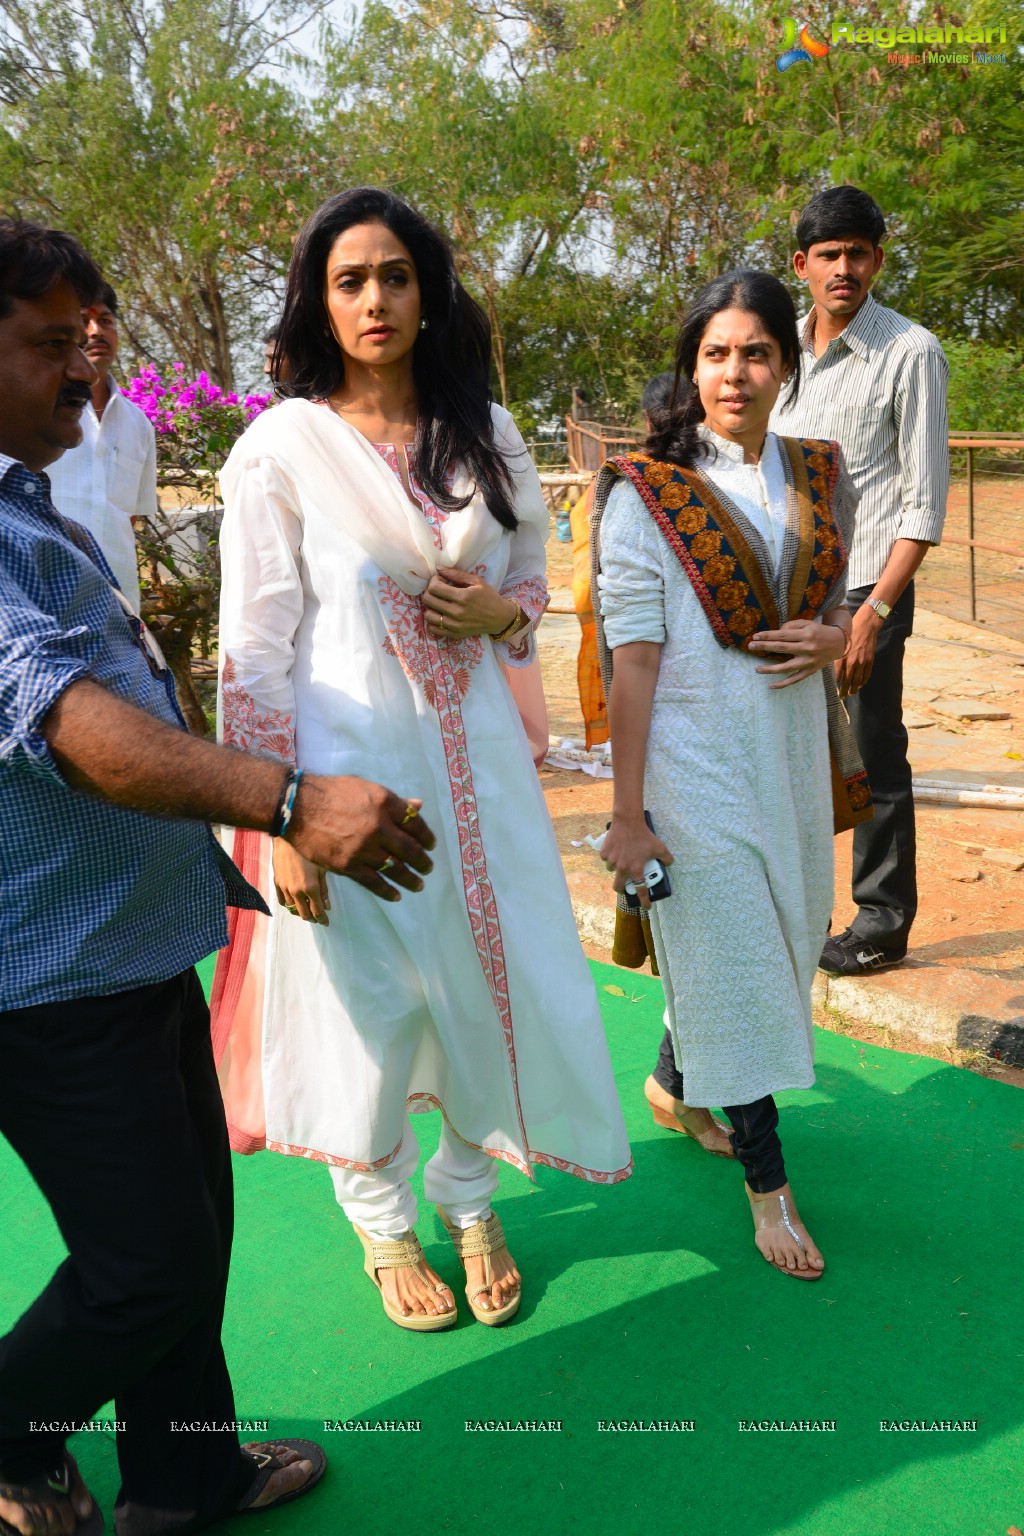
[654,1027,787,1193]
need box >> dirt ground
[538,529,1024,1089]
[917,471,1024,642]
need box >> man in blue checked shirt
[0,221,436,1536]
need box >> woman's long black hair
[645,269,802,470]
[275,188,517,529]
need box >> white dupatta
[211,398,552,1155]
[218,396,549,595]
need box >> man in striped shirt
[772,185,949,975]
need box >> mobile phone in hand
[620,812,672,907]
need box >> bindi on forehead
[329,255,413,275]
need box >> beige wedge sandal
[437,1208,521,1326]
[644,1076,735,1158]
[353,1226,458,1331]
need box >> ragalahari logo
[777,17,831,69]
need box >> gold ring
[285,904,298,914]
[378,856,395,873]
[439,615,446,630]
[401,803,418,826]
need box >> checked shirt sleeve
[0,565,93,782]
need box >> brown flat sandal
[746,1187,825,1282]
[644,1076,735,1158]
[437,1208,520,1326]
[353,1226,457,1331]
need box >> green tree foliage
[943,340,1023,432]
[747,0,1024,344]
[0,0,334,387]
[2,0,1021,418]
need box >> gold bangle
[492,602,524,643]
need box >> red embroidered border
[374,467,533,1161]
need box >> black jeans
[845,581,917,949]
[0,969,254,1535]
[653,1029,786,1193]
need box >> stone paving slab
[814,965,1024,1067]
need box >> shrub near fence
[127,367,270,733]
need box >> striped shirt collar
[801,290,880,363]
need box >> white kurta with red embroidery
[212,400,631,1186]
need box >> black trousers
[0,969,254,1535]
[845,582,917,949]
[653,1029,786,1194]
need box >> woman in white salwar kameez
[596,271,862,1282]
[211,188,630,1333]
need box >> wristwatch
[864,597,892,621]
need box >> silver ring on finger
[378,856,395,873]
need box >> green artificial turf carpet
[3,956,1023,1536]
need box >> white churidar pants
[329,1117,499,1239]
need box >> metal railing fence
[563,421,1024,643]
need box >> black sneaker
[818,928,907,976]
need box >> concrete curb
[813,968,1024,1067]
[568,888,1024,1068]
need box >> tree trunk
[486,287,508,407]
[142,605,212,737]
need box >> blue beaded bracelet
[270,768,304,838]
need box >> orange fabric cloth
[569,482,608,749]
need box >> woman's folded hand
[423,566,521,639]
[273,838,331,925]
[748,619,847,689]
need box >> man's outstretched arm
[43,679,435,902]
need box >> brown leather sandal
[644,1076,735,1158]
[437,1208,520,1326]
[235,1440,327,1514]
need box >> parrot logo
[777,17,831,70]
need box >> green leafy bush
[942,340,1024,434]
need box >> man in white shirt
[46,281,155,610]
[772,185,949,976]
